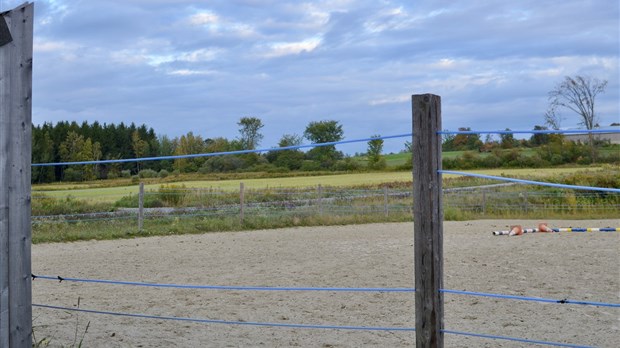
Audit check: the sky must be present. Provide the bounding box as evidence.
[2,0,619,154]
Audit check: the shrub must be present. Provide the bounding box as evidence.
[138,169,158,178]
[62,168,83,182]
[158,169,169,178]
[300,160,321,171]
[158,184,187,206]
[333,158,362,171]
[120,170,131,178]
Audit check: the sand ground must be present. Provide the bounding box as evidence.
[32,219,619,347]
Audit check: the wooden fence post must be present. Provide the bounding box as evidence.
[138,182,144,231]
[0,3,34,347]
[239,182,245,223]
[412,94,444,347]
[317,184,323,216]
[384,185,389,217]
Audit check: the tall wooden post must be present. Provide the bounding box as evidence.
[412,94,444,347]
[0,3,34,347]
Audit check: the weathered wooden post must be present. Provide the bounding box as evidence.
[0,3,34,347]
[317,184,323,216]
[239,182,245,224]
[138,182,144,231]
[412,94,444,347]
[383,185,389,217]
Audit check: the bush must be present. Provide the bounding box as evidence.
[158,184,187,206]
[300,160,321,171]
[158,169,169,178]
[138,169,158,178]
[62,168,83,182]
[333,157,362,171]
[121,170,131,178]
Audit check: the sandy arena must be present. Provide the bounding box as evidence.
[32,219,619,347]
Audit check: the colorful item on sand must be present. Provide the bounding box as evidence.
[492,224,620,236]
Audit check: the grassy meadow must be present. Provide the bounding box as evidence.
[33,166,610,203]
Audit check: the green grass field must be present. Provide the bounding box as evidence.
[379,147,619,167]
[32,166,608,203]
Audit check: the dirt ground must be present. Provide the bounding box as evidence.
[32,219,619,347]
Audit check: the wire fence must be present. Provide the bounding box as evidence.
[29,128,620,347]
[32,184,620,228]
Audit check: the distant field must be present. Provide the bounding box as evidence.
[32,166,605,203]
[381,147,618,167]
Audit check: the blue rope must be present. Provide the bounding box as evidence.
[31,304,596,347]
[32,275,415,292]
[439,170,620,193]
[33,275,620,307]
[442,329,594,348]
[438,129,620,135]
[440,289,620,308]
[32,303,416,332]
[32,133,412,167]
[31,128,620,167]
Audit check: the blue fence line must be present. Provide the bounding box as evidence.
[31,128,620,167]
[33,274,620,307]
[32,304,593,347]
[441,329,594,348]
[32,275,415,293]
[32,133,412,167]
[440,289,620,308]
[439,170,620,193]
[31,303,415,331]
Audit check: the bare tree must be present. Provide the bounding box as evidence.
[548,75,607,130]
[547,75,607,159]
[543,107,563,130]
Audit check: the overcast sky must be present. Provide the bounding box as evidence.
[3,0,619,153]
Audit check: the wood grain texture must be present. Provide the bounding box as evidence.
[412,94,444,347]
[0,3,34,347]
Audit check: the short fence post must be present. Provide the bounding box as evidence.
[384,185,389,217]
[240,182,245,224]
[482,191,487,215]
[138,182,144,231]
[412,93,444,347]
[0,3,34,347]
[317,184,323,216]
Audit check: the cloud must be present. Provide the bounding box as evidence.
[17,0,618,155]
[262,37,322,57]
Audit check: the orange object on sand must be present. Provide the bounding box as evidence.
[538,222,553,232]
[509,225,523,236]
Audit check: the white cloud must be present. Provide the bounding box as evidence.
[263,37,322,57]
[34,39,73,53]
[189,11,220,26]
[188,10,256,38]
[369,95,409,106]
[168,69,219,76]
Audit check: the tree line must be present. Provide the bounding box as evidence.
[31,75,614,183]
[31,118,386,183]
